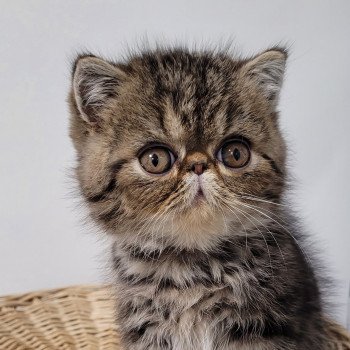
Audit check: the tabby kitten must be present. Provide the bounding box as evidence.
[69,47,329,349]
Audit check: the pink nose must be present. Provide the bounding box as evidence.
[185,152,208,175]
[191,162,206,175]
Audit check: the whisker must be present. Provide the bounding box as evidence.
[218,200,249,254]
[238,202,312,266]
[236,193,286,207]
[221,200,274,275]
[238,201,289,226]
[238,207,287,271]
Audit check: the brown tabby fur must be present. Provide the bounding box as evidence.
[69,46,336,349]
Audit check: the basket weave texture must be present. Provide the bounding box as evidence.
[0,284,349,350]
[0,285,119,350]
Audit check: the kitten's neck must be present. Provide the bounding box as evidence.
[112,216,289,263]
[113,209,283,254]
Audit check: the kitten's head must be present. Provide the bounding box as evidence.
[69,47,287,250]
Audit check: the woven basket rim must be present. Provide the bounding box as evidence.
[0,284,110,308]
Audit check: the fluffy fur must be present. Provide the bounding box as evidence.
[69,46,330,349]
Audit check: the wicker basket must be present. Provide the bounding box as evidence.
[0,285,349,350]
[0,285,119,350]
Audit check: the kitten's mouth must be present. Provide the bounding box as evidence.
[189,177,207,206]
[193,187,205,203]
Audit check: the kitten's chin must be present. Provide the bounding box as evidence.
[161,206,230,250]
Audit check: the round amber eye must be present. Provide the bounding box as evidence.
[139,147,174,174]
[219,140,250,168]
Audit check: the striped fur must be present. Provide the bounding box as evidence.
[69,47,330,349]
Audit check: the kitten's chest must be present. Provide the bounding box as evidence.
[117,285,285,350]
[113,240,292,349]
[117,285,229,349]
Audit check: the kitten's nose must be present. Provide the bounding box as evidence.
[186,152,208,176]
[191,162,207,175]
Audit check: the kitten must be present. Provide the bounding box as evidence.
[69,47,330,349]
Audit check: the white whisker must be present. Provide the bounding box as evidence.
[238,202,312,266]
[221,200,274,275]
[236,193,286,207]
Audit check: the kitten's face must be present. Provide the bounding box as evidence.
[69,49,287,249]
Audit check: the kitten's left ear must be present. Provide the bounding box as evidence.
[72,55,127,125]
[240,48,287,105]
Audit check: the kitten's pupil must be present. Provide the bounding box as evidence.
[150,154,159,167]
[233,148,241,161]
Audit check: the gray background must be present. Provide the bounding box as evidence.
[1,0,349,327]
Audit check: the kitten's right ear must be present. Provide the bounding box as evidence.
[72,55,126,125]
[239,48,287,106]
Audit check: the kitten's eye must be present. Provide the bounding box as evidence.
[139,147,175,174]
[218,140,251,169]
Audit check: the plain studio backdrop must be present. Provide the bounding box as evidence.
[0,0,349,327]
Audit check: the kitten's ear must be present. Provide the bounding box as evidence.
[72,55,126,125]
[240,48,287,104]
